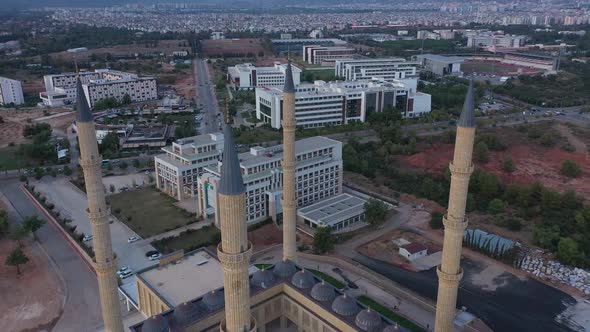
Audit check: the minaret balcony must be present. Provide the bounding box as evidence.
[217,241,253,267]
[448,162,474,176]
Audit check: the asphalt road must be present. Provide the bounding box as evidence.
[0,179,103,332]
[354,255,577,332]
[193,57,223,134]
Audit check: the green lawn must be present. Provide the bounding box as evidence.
[0,146,36,170]
[106,188,194,238]
[462,62,513,74]
[255,263,273,270]
[358,296,426,332]
[302,69,337,82]
[151,225,220,254]
[307,268,346,289]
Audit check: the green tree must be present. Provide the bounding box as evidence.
[132,159,140,168]
[502,157,516,172]
[429,211,444,229]
[560,160,582,178]
[63,166,72,176]
[0,211,9,238]
[22,216,45,240]
[474,141,489,163]
[109,184,116,193]
[364,199,388,226]
[121,94,132,105]
[556,237,582,266]
[5,247,29,276]
[487,199,506,214]
[119,161,128,170]
[313,226,334,254]
[99,132,120,156]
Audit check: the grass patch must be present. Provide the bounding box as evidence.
[0,146,37,170]
[307,268,346,289]
[151,225,220,254]
[302,69,338,82]
[106,188,194,238]
[358,296,426,332]
[255,263,273,270]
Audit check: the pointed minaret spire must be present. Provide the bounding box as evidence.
[219,124,245,195]
[457,79,476,128]
[283,60,295,93]
[75,77,93,122]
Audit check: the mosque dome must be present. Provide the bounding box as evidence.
[173,301,199,326]
[141,314,170,332]
[251,268,276,288]
[331,293,359,316]
[291,269,315,289]
[382,323,402,332]
[311,280,336,302]
[355,308,383,331]
[202,290,224,311]
[273,259,297,278]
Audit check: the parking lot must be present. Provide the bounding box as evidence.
[34,178,156,286]
[102,172,152,195]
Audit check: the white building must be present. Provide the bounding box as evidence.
[398,243,428,261]
[417,30,441,40]
[414,54,464,76]
[210,32,225,40]
[41,69,157,108]
[303,45,356,66]
[466,32,526,48]
[196,136,343,225]
[0,77,24,106]
[227,62,302,90]
[334,58,419,82]
[309,28,324,39]
[255,79,431,129]
[298,193,367,233]
[154,133,225,201]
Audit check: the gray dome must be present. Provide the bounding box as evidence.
[273,259,297,278]
[355,308,383,331]
[291,269,315,289]
[331,294,359,316]
[173,301,199,326]
[251,269,276,288]
[382,324,401,332]
[141,315,169,332]
[311,280,336,302]
[201,290,224,311]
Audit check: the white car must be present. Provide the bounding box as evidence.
[120,271,134,279]
[83,235,93,242]
[116,266,131,276]
[148,253,162,261]
[127,236,140,243]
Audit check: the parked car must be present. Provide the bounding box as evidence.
[128,236,140,243]
[145,170,150,175]
[145,250,159,257]
[148,253,162,261]
[83,235,93,242]
[117,266,131,276]
[120,271,134,279]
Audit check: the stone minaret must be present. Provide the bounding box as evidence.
[217,124,256,332]
[281,61,297,261]
[435,80,476,332]
[75,78,124,332]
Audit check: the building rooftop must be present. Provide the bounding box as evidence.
[416,54,465,63]
[298,193,366,227]
[399,242,428,254]
[136,250,224,307]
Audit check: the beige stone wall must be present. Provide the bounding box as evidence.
[136,277,170,318]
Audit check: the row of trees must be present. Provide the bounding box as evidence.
[2,211,46,276]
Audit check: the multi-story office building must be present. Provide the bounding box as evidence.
[196,136,343,225]
[334,58,419,83]
[303,45,356,66]
[0,77,24,106]
[227,62,301,90]
[40,69,157,108]
[154,133,224,201]
[255,79,431,129]
[466,32,526,48]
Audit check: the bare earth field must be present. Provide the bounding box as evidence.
[400,123,590,200]
[201,38,265,57]
[0,108,74,147]
[0,240,64,332]
[47,40,190,61]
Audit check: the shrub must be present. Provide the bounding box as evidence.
[114,208,121,214]
[502,158,516,173]
[19,175,27,182]
[487,199,505,214]
[560,160,581,178]
[429,211,444,229]
[474,141,489,163]
[540,133,556,147]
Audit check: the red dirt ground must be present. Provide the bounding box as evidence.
[0,240,64,332]
[248,223,282,252]
[201,38,266,57]
[400,141,590,199]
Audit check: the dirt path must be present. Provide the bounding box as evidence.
[556,123,588,154]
